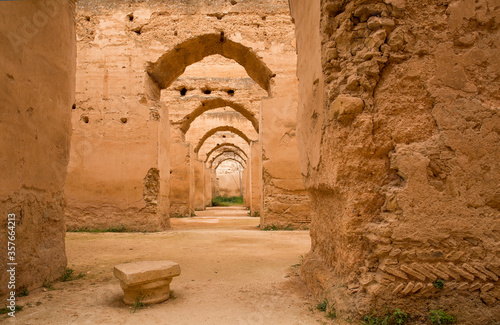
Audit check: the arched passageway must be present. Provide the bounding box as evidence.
[177,98,259,134]
[195,126,251,153]
[205,143,249,163]
[147,33,274,94]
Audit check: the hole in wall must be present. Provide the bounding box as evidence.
[127,13,134,22]
[227,89,235,96]
[132,26,142,35]
[180,87,187,96]
[262,16,266,21]
[85,16,90,22]
[81,115,89,124]
[120,117,128,124]
[202,88,212,95]
[72,104,76,110]
[230,0,237,4]
[174,31,178,36]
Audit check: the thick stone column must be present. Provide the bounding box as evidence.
[249,141,262,217]
[169,127,192,217]
[204,167,212,207]
[0,0,75,296]
[193,159,205,211]
[260,97,310,229]
[292,0,500,322]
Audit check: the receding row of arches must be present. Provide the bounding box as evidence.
[145,33,271,217]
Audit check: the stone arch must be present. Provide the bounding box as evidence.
[178,98,259,134]
[209,149,247,168]
[212,151,247,170]
[195,126,251,153]
[147,33,274,94]
[205,143,249,163]
[214,158,245,171]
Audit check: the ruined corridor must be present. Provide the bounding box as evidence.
[1,0,499,324]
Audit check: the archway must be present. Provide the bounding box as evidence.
[195,126,251,153]
[177,98,259,134]
[147,33,274,95]
[210,150,247,169]
[205,143,249,163]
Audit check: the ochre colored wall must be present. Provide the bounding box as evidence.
[0,0,76,296]
[292,0,500,322]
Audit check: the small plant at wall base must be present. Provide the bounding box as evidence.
[18,287,29,297]
[362,308,408,325]
[0,305,23,315]
[429,310,456,325]
[60,268,85,282]
[433,279,445,289]
[211,196,244,206]
[132,296,145,313]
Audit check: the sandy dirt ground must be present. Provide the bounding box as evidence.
[5,207,339,325]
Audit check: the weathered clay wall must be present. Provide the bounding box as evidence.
[0,0,76,296]
[292,0,500,323]
[260,97,311,228]
[193,160,205,210]
[250,141,263,217]
[68,0,297,226]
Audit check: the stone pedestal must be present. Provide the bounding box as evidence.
[113,261,181,305]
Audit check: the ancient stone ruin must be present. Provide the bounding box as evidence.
[1,0,499,323]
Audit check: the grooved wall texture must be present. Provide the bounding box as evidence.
[291,0,500,323]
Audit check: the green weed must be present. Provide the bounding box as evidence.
[429,309,456,325]
[211,196,244,206]
[60,268,85,282]
[433,279,445,290]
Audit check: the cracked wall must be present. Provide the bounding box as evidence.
[291,0,500,323]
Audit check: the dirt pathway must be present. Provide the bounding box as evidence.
[5,207,335,324]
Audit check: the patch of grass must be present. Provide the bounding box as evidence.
[211,196,244,206]
[60,268,85,282]
[35,301,42,306]
[0,305,23,315]
[251,211,260,218]
[429,309,456,325]
[132,296,145,313]
[67,226,129,232]
[433,279,445,290]
[262,224,296,231]
[42,281,55,291]
[316,299,337,320]
[316,300,327,312]
[169,290,177,300]
[18,287,29,297]
[362,308,408,325]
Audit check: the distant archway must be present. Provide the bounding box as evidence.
[178,98,259,133]
[148,33,274,95]
[212,152,247,170]
[214,158,245,171]
[205,143,249,163]
[209,150,247,169]
[195,126,251,153]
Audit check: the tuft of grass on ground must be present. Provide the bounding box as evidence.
[60,268,85,282]
[211,196,244,206]
[0,305,23,315]
[67,226,129,233]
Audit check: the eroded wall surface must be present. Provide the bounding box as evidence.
[69,0,297,226]
[260,97,311,228]
[0,0,75,296]
[292,0,500,322]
